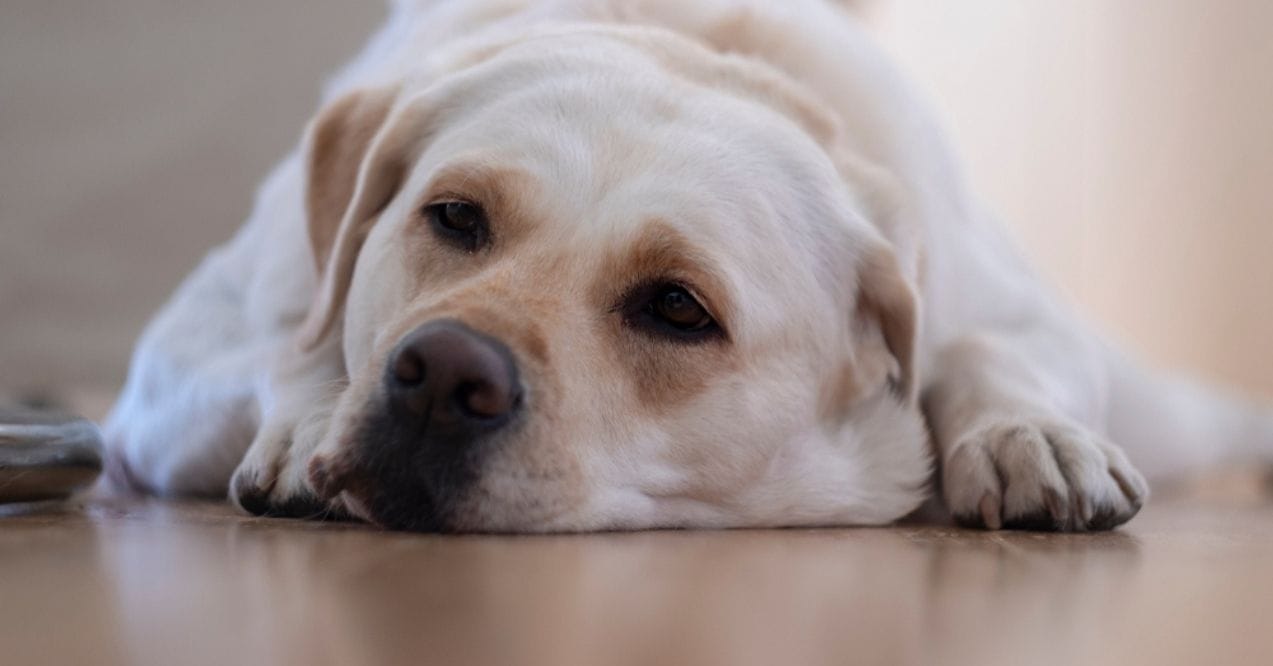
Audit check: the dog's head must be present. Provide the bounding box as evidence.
[298,26,930,531]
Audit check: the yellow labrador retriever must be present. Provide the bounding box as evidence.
[104,0,1272,532]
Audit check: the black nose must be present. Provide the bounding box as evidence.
[385,320,522,429]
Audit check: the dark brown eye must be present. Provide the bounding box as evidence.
[652,287,713,330]
[619,282,723,342]
[424,200,488,251]
[438,201,480,231]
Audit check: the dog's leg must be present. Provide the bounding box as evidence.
[228,332,348,518]
[104,155,315,498]
[102,251,271,496]
[923,324,1150,531]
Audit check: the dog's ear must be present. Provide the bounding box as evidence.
[297,85,423,349]
[304,87,399,276]
[852,241,918,403]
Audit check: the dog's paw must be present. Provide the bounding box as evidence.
[230,422,351,521]
[943,418,1149,532]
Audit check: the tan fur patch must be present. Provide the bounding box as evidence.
[593,221,738,411]
[592,221,731,327]
[418,162,544,247]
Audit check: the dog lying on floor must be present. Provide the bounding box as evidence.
[102,0,1273,532]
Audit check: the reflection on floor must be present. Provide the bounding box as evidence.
[3,482,1271,666]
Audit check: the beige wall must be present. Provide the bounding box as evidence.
[2,2,1270,401]
[868,0,1273,399]
[0,1,383,398]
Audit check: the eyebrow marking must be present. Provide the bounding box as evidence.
[599,219,732,329]
[419,160,542,247]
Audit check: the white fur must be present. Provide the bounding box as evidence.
[104,0,1272,531]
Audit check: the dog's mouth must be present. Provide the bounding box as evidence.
[309,440,464,533]
[308,398,514,532]
[311,464,450,532]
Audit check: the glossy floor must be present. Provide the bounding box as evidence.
[3,486,1272,666]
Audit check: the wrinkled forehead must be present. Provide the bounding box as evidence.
[418,35,842,204]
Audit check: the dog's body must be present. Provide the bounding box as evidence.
[104,0,1273,532]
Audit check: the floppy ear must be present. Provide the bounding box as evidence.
[821,137,919,403]
[854,242,919,402]
[296,85,419,349]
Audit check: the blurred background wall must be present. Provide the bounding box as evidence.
[867,0,1273,400]
[0,0,382,409]
[1,0,1270,408]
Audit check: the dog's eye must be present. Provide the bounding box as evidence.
[651,287,713,331]
[424,200,488,251]
[622,283,721,342]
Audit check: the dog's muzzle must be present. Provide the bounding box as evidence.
[312,318,524,531]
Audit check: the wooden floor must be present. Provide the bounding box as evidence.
[3,488,1272,666]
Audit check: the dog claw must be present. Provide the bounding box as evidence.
[1043,487,1067,528]
[979,492,1002,530]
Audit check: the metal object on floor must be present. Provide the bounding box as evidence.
[0,407,102,503]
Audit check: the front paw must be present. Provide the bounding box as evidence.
[230,423,351,521]
[943,418,1149,532]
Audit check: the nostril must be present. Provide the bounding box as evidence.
[392,348,425,386]
[457,380,519,419]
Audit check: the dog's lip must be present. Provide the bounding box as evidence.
[337,490,376,523]
[308,452,376,508]
[309,452,405,528]
[308,454,345,501]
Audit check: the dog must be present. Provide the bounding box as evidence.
[103,0,1273,532]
